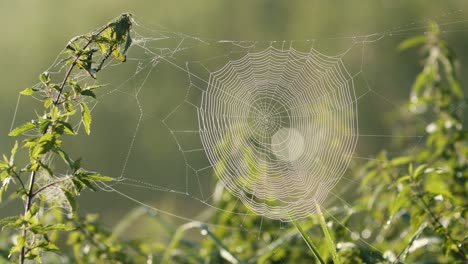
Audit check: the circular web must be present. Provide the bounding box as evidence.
[199,47,358,220]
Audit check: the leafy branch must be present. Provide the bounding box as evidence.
[0,13,132,263]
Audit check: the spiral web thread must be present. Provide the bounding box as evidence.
[184,46,357,220]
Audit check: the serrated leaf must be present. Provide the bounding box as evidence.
[80,102,92,135]
[10,141,19,164]
[9,122,36,136]
[56,121,75,135]
[9,236,24,257]
[0,216,20,228]
[31,133,57,159]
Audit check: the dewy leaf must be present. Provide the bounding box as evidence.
[9,122,36,136]
[80,102,92,135]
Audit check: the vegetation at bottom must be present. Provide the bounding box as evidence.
[0,15,466,263]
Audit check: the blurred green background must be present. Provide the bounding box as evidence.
[1,0,467,238]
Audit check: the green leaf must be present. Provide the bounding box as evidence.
[0,161,8,170]
[25,203,39,220]
[31,133,58,159]
[425,173,453,198]
[62,188,77,213]
[413,164,428,179]
[44,98,53,109]
[398,35,427,50]
[56,121,75,135]
[389,156,412,166]
[80,102,92,135]
[10,141,19,164]
[80,89,96,98]
[9,122,36,136]
[20,87,36,96]
[86,173,113,182]
[390,185,410,216]
[39,72,51,84]
[9,235,25,257]
[72,158,82,172]
[42,223,74,232]
[0,216,21,227]
[112,48,126,62]
[55,148,74,169]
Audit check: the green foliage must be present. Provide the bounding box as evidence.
[0,13,132,263]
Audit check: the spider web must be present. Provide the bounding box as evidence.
[8,9,468,257]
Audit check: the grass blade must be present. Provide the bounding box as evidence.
[315,199,341,264]
[291,216,325,264]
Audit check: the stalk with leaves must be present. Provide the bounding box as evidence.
[0,14,132,263]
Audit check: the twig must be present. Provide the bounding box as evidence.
[32,176,72,197]
[53,25,110,105]
[19,170,37,264]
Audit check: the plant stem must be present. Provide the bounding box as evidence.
[19,170,37,264]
